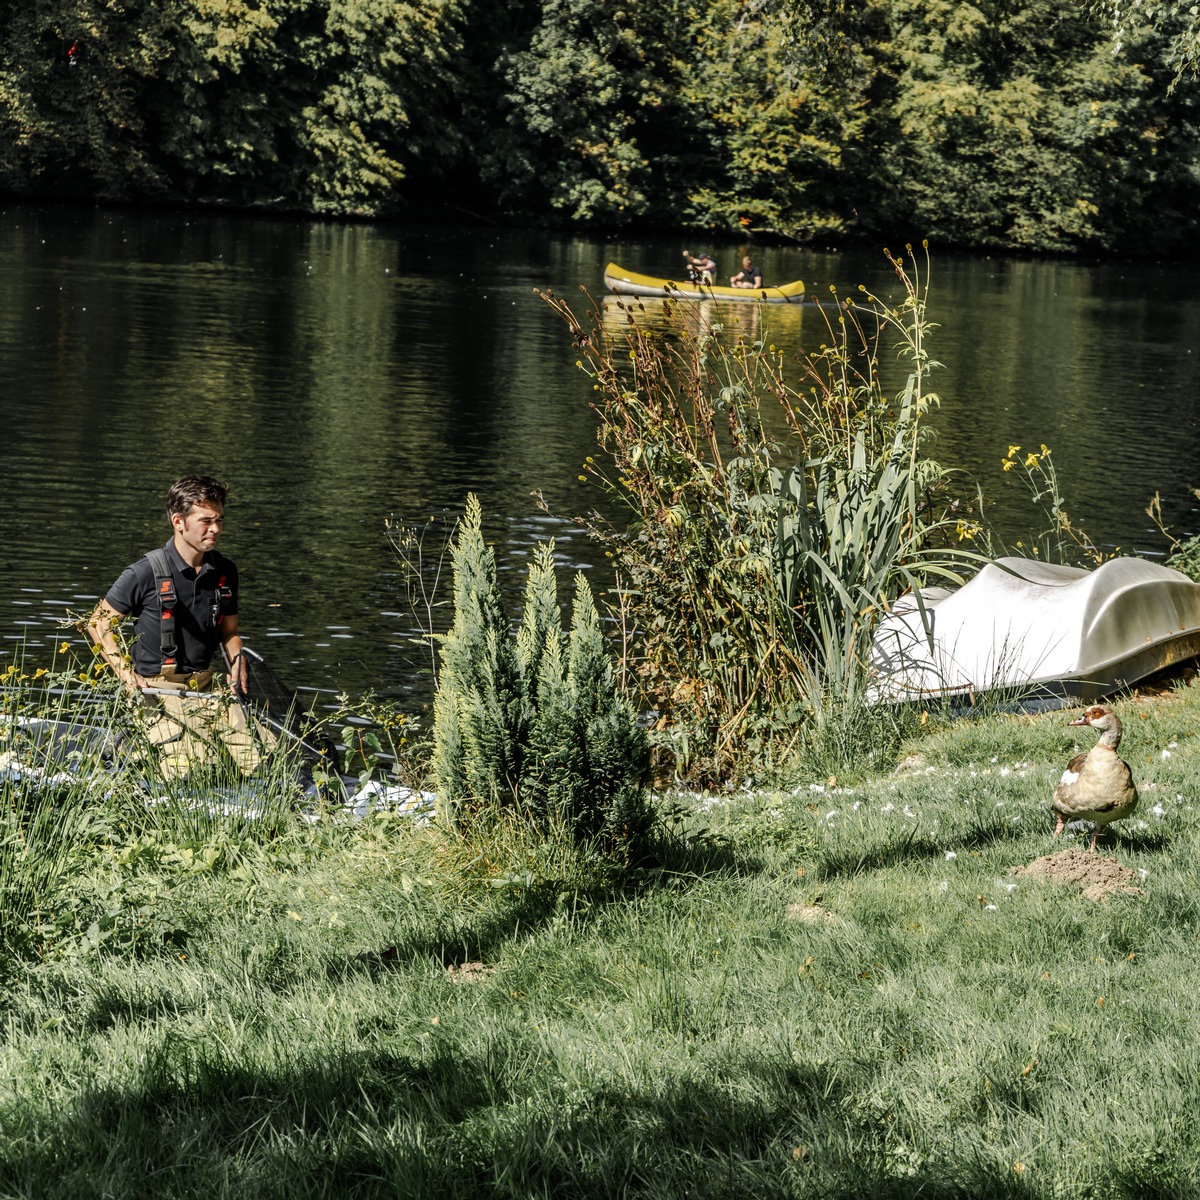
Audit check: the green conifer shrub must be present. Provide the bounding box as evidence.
[433,496,651,861]
[432,494,528,820]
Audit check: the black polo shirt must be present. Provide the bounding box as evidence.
[105,539,239,676]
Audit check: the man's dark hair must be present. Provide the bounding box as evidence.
[166,475,228,519]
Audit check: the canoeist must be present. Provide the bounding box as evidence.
[730,255,763,289]
[681,249,717,284]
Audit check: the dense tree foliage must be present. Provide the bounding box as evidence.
[1086,0,1200,89]
[1,0,1197,253]
[0,0,466,212]
[864,0,1200,252]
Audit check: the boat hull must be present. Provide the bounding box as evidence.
[871,555,1200,705]
[603,262,804,304]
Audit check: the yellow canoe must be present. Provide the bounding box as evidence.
[603,261,804,304]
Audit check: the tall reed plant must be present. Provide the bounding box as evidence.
[542,247,978,782]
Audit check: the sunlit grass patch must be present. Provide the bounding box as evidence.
[1,685,1200,1195]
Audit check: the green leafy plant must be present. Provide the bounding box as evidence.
[332,692,425,792]
[542,247,976,783]
[1147,487,1200,581]
[997,442,1108,566]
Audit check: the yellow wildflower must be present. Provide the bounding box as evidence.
[1002,459,1015,472]
[1024,452,1039,468]
[1007,444,1021,457]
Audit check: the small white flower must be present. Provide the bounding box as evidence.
[903,805,915,818]
[1168,741,1178,750]
[937,881,949,892]
[1004,883,1018,892]
[881,803,895,813]
[984,903,998,912]
[944,851,957,861]
[1152,803,1165,817]
[1000,767,1012,777]
[1138,868,1148,880]
[809,783,826,794]
[1161,749,1172,760]
[852,801,861,811]
[825,809,839,820]
[990,756,999,764]
[1135,819,1149,830]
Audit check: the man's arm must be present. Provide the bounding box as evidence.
[220,615,246,693]
[86,599,147,695]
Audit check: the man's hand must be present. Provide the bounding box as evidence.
[226,651,249,698]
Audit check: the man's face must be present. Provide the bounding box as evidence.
[172,502,224,554]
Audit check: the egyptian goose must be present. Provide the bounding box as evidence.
[1052,704,1138,850]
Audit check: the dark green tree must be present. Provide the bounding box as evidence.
[0,0,177,199]
[0,0,468,214]
[482,0,696,224]
[853,0,1200,252]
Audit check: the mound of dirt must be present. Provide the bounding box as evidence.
[445,961,494,984]
[786,903,839,925]
[1007,848,1144,902]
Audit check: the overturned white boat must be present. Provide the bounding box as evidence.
[871,556,1200,703]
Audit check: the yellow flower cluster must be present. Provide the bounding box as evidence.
[1001,443,1052,473]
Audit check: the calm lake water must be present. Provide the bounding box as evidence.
[2,203,1199,706]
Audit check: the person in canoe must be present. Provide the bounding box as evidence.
[681,249,717,284]
[730,255,763,289]
[86,474,263,776]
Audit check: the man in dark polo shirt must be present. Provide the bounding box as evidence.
[87,475,257,775]
[88,475,242,691]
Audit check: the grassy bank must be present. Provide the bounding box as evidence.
[2,682,1199,1198]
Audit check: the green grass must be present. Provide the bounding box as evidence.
[2,686,1200,1197]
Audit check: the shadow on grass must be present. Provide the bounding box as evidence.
[346,831,755,979]
[347,886,586,974]
[960,814,1021,851]
[817,827,944,880]
[1111,828,1172,854]
[0,1039,1058,1200]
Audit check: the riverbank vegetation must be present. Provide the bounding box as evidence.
[2,645,1199,1195]
[544,247,988,784]
[2,1,1199,255]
